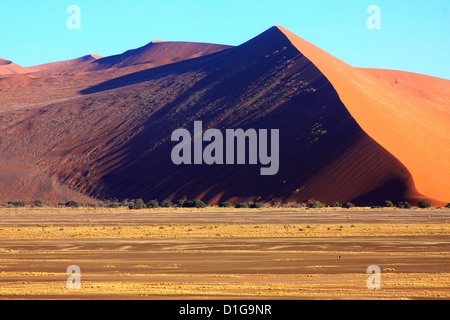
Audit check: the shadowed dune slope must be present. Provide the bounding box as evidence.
[0,26,447,205]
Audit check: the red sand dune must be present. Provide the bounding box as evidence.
[0,58,29,75]
[85,41,232,71]
[24,54,103,74]
[276,26,450,204]
[0,26,448,206]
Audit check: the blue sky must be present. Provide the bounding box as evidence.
[0,0,448,79]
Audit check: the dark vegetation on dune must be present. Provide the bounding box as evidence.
[2,198,447,210]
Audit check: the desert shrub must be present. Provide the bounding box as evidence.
[65,201,80,208]
[96,201,106,208]
[342,202,355,209]
[183,200,207,208]
[306,201,326,208]
[418,201,431,209]
[371,206,382,209]
[117,201,128,207]
[397,201,412,209]
[251,202,263,208]
[244,202,263,208]
[58,202,66,206]
[235,203,249,209]
[271,202,281,208]
[82,202,92,207]
[34,200,44,207]
[146,200,159,208]
[103,200,120,208]
[8,201,27,207]
[284,202,297,208]
[445,203,450,208]
[175,200,185,207]
[219,202,232,208]
[330,201,341,208]
[194,200,207,208]
[183,201,195,208]
[286,203,299,208]
[384,200,394,208]
[109,202,120,208]
[159,199,173,208]
[129,199,146,210]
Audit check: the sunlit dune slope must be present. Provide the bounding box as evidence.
[24,54,103,74]
[0,58,29,75]
[85,41,232,71]
[276,26,450,204]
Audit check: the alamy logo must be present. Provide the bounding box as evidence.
[366,265,381,290]
[171,121,280,176]
[66,265,81,289]
[367,5,381,30]
[67,5,81,30]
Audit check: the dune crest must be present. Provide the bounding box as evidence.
[0,59,29,75]
[86,41,232,71]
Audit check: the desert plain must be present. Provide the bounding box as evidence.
[0,206,448,300]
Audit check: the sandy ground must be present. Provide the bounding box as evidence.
[0,207,448,300]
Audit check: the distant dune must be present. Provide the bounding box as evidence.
[86,41,232,71]
[0,58,29,75]
[24,54,103,74]
[0,26,448,206]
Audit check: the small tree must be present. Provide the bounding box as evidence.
[159,199,173,208]
[330,201,341,208]
[129,199,146,210]
[8,201,27,207]
[193,200,206,208]
[397,201,412,209]
[219,202,232,208]
[342,202,355,209]
[109,202,120,208]
[104,200,120,208]
[306,201,326,208]
[444,203,450,208]
[418,201,431,209]
[65,201,80,208]
[146,200,159,208]
[34,200,44,207]
[183,200,206,208]
[175,199,185,207]
[235,203,249,209]
[251,202,263,208]
[384,200,394,208]
[183,201,194,208]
